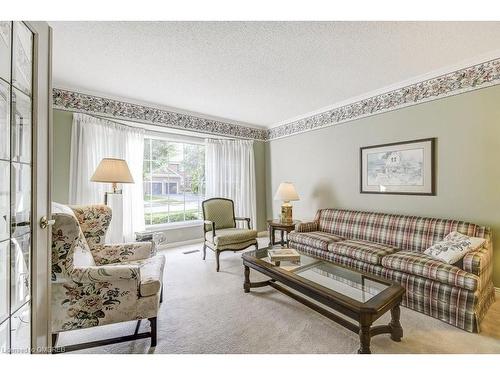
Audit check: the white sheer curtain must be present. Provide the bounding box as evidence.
[69,113,145,241]
[205,139,257,229]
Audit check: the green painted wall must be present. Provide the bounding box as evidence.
[52,109,268,232]
[266,85,500,287]
[52,110,73,204]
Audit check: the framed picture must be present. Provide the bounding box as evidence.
[360,138,435,195]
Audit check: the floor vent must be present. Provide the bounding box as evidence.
[183,250,200,255]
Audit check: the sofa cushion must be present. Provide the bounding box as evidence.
[423,231,486,264]
[381,251,478,291]
[328,239,397,265]
[205,228,257,246]
[288,231,344,251]
[316,208,487,252]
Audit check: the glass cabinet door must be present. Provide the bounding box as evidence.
[0,21,33,355]
[0,22,11,83]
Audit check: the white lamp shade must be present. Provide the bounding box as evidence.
[90,158,134,184]
[274,182,299,202]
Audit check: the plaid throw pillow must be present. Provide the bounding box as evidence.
[424,231,485,264]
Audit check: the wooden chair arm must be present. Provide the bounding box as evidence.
[235,217,251,229]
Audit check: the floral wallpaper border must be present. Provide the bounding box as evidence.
[268,58,500,140]
[52,88,268,141]
[53,57,500,142]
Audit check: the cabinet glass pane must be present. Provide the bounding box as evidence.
[12,22,32,96]
[0,161,8,242]
[0,241,7,322]
[11,163,30,238]
[11,88,31,164]
[0,319,8,354]
[0,22,10,83]
[0,80,9,160]
[10,302,30,354]
[10,234,30,312]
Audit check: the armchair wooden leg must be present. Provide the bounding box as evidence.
[255,241,258,251]
[148,317,157,347]
[52,333,59,348]
[134,320,142,335]
[216,250,220,272]
[202,244,207,260]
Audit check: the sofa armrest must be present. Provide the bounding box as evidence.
[91,242,155,265]
[463,245,492,276]
[295,221,318,233]
[71,264,141,284]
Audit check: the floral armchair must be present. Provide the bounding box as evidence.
[51,203,165,350]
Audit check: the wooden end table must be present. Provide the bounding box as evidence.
[267,219,299,247]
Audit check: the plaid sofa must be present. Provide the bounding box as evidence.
[288,208,495,332]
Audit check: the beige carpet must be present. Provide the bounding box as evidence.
[58,238,500,354]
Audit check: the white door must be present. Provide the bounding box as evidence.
[29,21,52,353]
[0,21,51,354]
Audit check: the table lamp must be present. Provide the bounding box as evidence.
[274,182,300,223]
[91,158,134,204]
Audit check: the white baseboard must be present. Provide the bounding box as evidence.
[159,238,203,250]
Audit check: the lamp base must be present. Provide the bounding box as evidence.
[280,202,293,224]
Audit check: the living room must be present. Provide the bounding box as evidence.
[2,0,500,373]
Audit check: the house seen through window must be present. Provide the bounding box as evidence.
[143,136,205,226]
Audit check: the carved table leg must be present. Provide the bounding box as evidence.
[358,324,372,354]
[244,265,251,293]
[268,224,273,247]
[389,303,403,342]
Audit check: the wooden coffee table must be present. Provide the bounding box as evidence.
[242,247,405,354]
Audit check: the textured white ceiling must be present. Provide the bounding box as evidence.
[51,21,500,127]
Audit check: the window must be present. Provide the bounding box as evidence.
[143,136,205,226]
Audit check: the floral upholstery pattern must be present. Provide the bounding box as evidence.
[91,242,156,265]
[71,205,112,250]
[51,204,165,334]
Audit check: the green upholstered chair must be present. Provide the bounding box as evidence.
[202,198,258,271]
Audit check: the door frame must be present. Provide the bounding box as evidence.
[25,21,52,354]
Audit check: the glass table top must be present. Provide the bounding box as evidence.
[247,247,389,303]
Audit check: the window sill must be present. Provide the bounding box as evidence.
[145,220,203,232]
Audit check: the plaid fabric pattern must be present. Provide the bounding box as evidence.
[328,239,396,265]
[288,231,343,251]
[463,234,492,276]
[381,251,478,291]
[295,221,319,233]
[317,209,486,252]
[290,241,491,332]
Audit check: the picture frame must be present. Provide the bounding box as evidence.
[360,138,436,195]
